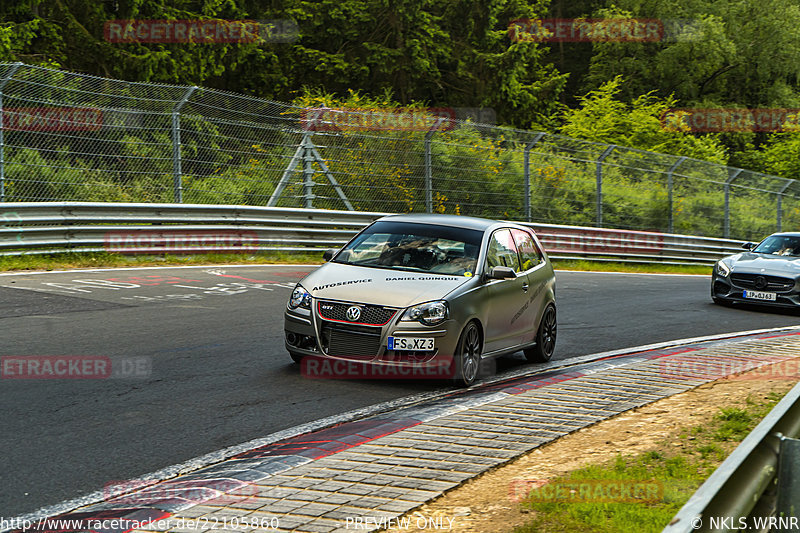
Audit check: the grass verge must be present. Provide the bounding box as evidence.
[0,252,711,275]
[513,392,786,533]
[552,259,710,275]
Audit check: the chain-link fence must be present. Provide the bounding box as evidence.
[1,62,798,241]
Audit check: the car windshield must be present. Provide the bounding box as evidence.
[752,235,800,257]
[333,221,483,275]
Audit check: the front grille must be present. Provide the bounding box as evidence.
[730,273,796,292]
[321,323,382,359]
[318,300,398,325]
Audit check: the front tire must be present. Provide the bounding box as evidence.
[452,321,482,387]
[289,352,304,364]
[524,304,557,363]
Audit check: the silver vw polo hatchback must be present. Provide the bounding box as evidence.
[284,214,557,386]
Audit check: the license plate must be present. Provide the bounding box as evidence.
[388,336,435,351]
[743,290,777,301]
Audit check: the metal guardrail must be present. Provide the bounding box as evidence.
[665,380,800,532]
[0,202,746,265]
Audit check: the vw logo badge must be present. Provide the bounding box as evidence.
[346,306,362,321]
[754,276,768,290]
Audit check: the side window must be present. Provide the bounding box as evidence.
[486,229,521,272]
[511,229,543,271]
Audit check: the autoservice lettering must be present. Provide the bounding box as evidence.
[312,279,372,291]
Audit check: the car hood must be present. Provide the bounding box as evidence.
[728,252,800,276]
[300,262,475,307]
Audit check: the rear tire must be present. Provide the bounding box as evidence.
[452,321,482,387]
[524,304,557,363]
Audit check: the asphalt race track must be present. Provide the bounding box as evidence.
[1,265,798,517]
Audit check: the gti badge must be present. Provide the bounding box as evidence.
[346,306,362,321]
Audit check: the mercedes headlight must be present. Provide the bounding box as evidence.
[715,260,731,277]
[288,285,311,309]
[401,300,449,326]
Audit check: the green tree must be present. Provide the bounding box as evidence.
[0,0,568,128]
[559,76,727,162]
[580,1,800,108]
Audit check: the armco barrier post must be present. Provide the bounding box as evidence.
[171,86,198,204]
[596,145,616,227]
[0,62,22,202]
[667,156,687,234]
[523,133,546,222]
[777,436,800,520]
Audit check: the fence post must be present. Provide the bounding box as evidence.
[0,62,23,202]
[666,156,687,233]
[171,86,198,203]
[303,134,315,209]
[777,179,795,232]
[424,117,446,213]
[524,133,546,222]
[724,169,743,238]
[596,145,616,227]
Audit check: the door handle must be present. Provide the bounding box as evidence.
[522,283,529,292]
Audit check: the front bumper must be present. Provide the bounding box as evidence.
[711,271,800,307]
[284,300,463,366]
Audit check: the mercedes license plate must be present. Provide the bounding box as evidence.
[743,290,777,301]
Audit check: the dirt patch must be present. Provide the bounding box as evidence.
[387,373,797,533]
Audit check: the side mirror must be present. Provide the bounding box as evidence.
[742,242,755,251]
[486,266,517,280]
[322,248,338,261]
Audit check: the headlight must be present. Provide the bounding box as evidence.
[401,300,449,326]
[716,261,731,277]
[288,285,311,309]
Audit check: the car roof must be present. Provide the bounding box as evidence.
[767,232,800,238]
[376,213,521,232]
